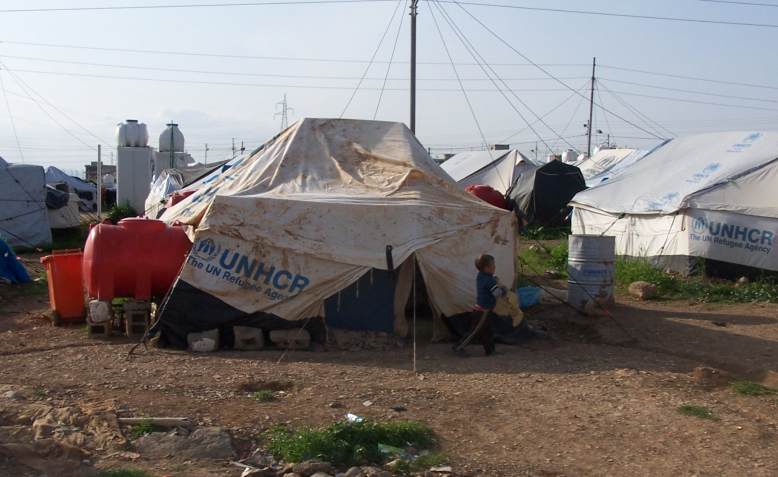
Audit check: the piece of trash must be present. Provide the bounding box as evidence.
[362,400,373,407]
[345,413,364,423]
[430,466,453,473]
[391,405,407,412]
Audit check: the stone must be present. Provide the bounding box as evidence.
[270,329,311,349]
[292,460,335,476]
[429,466,453,474]
[283,474,304,477]
[543,269,564,279]
[360,467,391,477]
[627,281,657,300]
[234,326,265,350]
[391,405,407,412]
[328,402,344,409]
[310,473,333,477]
[736,276,751,287]
[2,390,24,401]
[344,467,364,477]
[134,427,234,459]
[692,366,732,387]
[187,329,220,353]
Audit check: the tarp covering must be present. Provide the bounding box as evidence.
[0,237,31,284]
[441,149,536,193]
[45,166,97,212]
[572,131,778,271]
[0,159,51,249]
[509,160,586,226]
[158,118,517,342]
[48,192,81,229]
[576,147,656,187]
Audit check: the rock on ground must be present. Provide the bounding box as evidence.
[628,281,657,300]
[134,426,234,460]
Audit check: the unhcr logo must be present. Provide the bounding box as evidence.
[728,132,763,153]
[187,238,311,300]
[689,215,774,255]
[193,238,221,261]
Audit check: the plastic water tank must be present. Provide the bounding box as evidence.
[159,123,185,152]
[465,184,508,210]
[116,119,149,147]
[102,173,115,189]
[561,149,578,163]
[83,218,192,301]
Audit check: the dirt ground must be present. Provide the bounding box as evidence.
[2,254,778,476]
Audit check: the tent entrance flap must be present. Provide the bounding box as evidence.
[324,269,396,333]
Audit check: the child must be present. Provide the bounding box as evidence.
[454,254,506,356]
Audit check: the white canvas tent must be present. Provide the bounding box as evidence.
[0,157,52,248]
[440,149,536,193]
[571,131,778,272]
[45,166,98,212]
[156,118,517,347]
[575,147,655,187]
[47,192,81,229]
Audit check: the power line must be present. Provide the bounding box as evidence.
[0,70,25,163]
[452,1,667,140]
[341,0,404,117]
[601,77,778,104]
[437,0,778,28]
[432,0,569,152]
[698,0,778,7]
[374,0,407,119]
[428,0,496,180]
[0,39,588,67]
[599,64,778,92]
[0,0,393,14]
[601,83,778,112]
[499,82,588,143]
[598,81,677,139]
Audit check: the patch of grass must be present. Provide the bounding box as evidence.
[677,404,717,420]
[266,419,436,467]
[518,242,568,278]
[129,418,159,440]
[251,390,276,402]
[32,387,47,399]
[50,224,90,251]
[615,258,778,303]
[521,225,571,240]
[731,381,777,396]
[392,452,447,474]
[97,470,153,477]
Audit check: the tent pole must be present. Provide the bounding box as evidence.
[586,57,596,158]
[410,0,419,135]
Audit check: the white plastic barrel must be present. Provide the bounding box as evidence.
[567,234,615,311]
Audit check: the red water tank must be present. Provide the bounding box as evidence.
[83,218,192,301]
[465,184,508,210]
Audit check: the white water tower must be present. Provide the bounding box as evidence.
[116,119,153,214]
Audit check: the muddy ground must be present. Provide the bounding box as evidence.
[1,254,778,476]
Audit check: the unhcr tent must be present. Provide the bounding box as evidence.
[509,160,586,226]
[575,148,655,187]
[46,187,81,229]
[441,149,536,194]
[156,118,517,348]
[571,131,778,272]
[0,157,51,248]
[45,166,98,212]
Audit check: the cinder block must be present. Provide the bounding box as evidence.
[233,326,264,350]
[269,328,310,349]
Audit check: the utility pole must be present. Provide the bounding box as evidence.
[275,93,293,131]
[231,138,236,158]
[96,144,102,219]
[410,0,419,134]
[240,141,245,155]
[586,57,596,159]
[204,143,209,165]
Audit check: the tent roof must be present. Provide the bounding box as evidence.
[441,150,532,181]
[571,131,778,216]
[45,166,96,194]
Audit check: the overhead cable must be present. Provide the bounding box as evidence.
[374,0,408,119]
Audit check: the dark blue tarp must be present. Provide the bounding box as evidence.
[0,238,31,284]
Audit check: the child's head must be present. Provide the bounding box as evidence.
[475,254,496,274]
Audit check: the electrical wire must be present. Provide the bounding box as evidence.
[1,62,110,145]
[428,0,496,179]
[432,0,574,153]
[452,1,668,140]
[0,0,394,13]
[597,81,677,138]
[374,0,408,119]
[601,77,778,104]
[499,82,588,143]
[341,0,404,117]
[0,69,25,163]
[437,0,778,28]
[595,83,614,145]
[602,84,778,113]
[599,64,778,92]
[699,0,778,6]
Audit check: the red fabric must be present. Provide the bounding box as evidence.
[465,185,508,210]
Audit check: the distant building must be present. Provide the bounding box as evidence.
[85,162,116,183]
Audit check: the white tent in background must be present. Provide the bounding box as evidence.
[571,131,778,272]
[45,166,98,212]
[440,149,536,193]
[155,118,517,347]
[0,157,51,248]
[575,147,656,187]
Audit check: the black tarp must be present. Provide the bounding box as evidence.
[45,185,70,210]
[509,161,586,227]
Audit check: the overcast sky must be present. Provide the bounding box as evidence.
[0,0,777,175]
